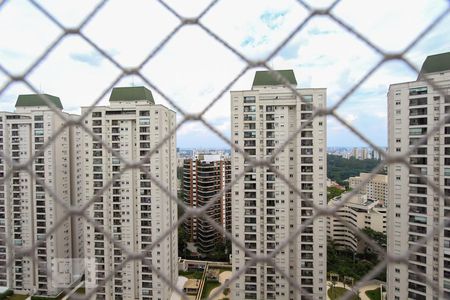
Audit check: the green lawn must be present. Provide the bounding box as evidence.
[179,270,204,279]
[201,280,221,299]
[8,295,29,300]
[75,287,85,295]
[365,288,381,300]
[327,286,360,300]
[30,292,65,300]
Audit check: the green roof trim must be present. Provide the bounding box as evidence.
[109,86,154,104]
[419,52,450,76]
[252,70,297,87]
[15,94,63,109]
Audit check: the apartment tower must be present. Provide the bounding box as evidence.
[231,70,327,299]
[0,94,82,296]
[182,154,231,253]
[82,87,177,300]
[387,52,450,299]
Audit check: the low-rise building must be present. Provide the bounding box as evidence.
[183,279,200,295]
[349,172,388,207]
[328,193,386,252]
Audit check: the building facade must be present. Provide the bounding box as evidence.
[231,70,327,299]
[327,193,386,252]
[182,154,231,253]
[0,94,82,296]
[349,173,388,206]
[352,147,358,159]
[82,87,177,300]
[361,148,368,160]
[387,52,450,299]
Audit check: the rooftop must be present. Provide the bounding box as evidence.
[15,94,63,109]
[252,69,297,87]
[195,154,225,162]
[418,51,450,78]
[183,279,200,290]
[109,86,155,104]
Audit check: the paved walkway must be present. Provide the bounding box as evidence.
[359,284,382,300]
[170,276,190,300]
[326,281,382,300]
[326,281,351,300]
[209,271,232,300]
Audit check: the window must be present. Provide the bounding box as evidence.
[244,105,256,112]
[409,128,426,136]
[409,87,427,95]
[139,118,150,125]
[244,114,256,121]
[301,95,313,102]
[409,98,427,106]
[34,129,44,136]
[243,96,256,103]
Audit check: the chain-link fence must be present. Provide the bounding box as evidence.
[0,0,450,299]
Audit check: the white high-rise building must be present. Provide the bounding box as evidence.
[352,147,358,159]
[387,52,450,300]
[0,94,82,297]
[231,70,327,300]
[361,147,368,160]
[82,86,177,300]
[372,148,381,160]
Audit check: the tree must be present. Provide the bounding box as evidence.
[362,228,387,249]
[178,226,190,258]
[206,238,232,262]
[327,186,345,201]
[327,154,383,186]
[327,241,386,282]
[328,280,337,300]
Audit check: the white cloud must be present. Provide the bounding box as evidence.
[374,111,387,119]
[333,0,449,52]
[344,113,357,125]
[0,0,61,73]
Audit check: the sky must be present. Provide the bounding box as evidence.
[0,0,449,148]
